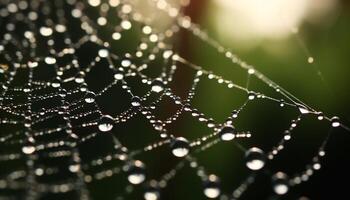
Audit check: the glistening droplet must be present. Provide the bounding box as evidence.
[151,79,164,93]
[127,160,146,185]
[331,116,340,127]
[272,172,289,195]
[98,115,114,132]
[203,174,221,199]
[131,96,141,107]
[84,91,96,103]
[171,137,190,157]
[219,125,235,141]
[245,147,266,171]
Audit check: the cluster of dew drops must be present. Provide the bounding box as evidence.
[0,0,346,200]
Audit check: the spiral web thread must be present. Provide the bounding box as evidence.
[0,0,348,200]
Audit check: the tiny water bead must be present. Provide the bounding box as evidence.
[219,125,236,141]
[114,68,124,80]
[121,59,131,67]
[121,20,132,30]
[131,96,141,107]
[144,185,160,200]
[317,112,324,120]
[231,110,238,118]
[279,99,285,107]
[127,160,146,185]
[248,92,256,100]
[331,116,340,127]
[58,90,67,98]
[45,56,56,64]
[171,137,190,157]
[23,86,31,93]
[112,32,121,40]
[80,83,88,92]
[153,120,163,131]
[203,174,221,199]
[151,79,165,93]
[74,72,86,84]
[307,57,314,64]
[51,78,61,88]
[69,164,81,173]
[97,17,107,26]
[98,115,114,132]
[84,91,96,103]
[88,0,101,7]
[39,26,53,36]
[245,147,266,171]
[272,172,289,195]
[22,144,36,154]
[98,49,109,58]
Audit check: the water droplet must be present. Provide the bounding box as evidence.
[171,137,189,157]
[313,162,321,170]
[40,26,53,36]
[109,0,120,7]
[248,68,255,74]
[35,168,44,176]
[151,79,164,93]
[88,0,101,7]
[58,90,66,98]
[121,20,132,30]
[45,56,56,64]
[144,186,160,200]
[75,73,85,83]
[51,78,61,88]
[207,119,215,128]
[112,32,121,40]
[272,172,289,195]
[22,144,36,154]
[279,99,285,107]
[203,174,221,199]
[231,110,238,118]
[98,49,109,58]
[245,147,266,171]
[331,116,340,127]
[80,83,88,92]
[127,160,146,184]
[27,61,37,69]
[149,34,158,43]
[98,115,114,132]
[317,112,324,120]
[23,87,31,93]
[153,121,163,131]
[69,164,81,172]
[97,17,107,26]
[131,96,141,107]
[307,57,314,64]
[319,150,326,157]
[114,69,124,80]
[142,26,152,34]
[121,59,131,67]
[55,24,66,33]
[163,50,173,59]
[84,91,96,103]
[219,125,235,141]
[248,92,256,100]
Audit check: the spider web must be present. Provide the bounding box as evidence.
[0,0,348,200]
